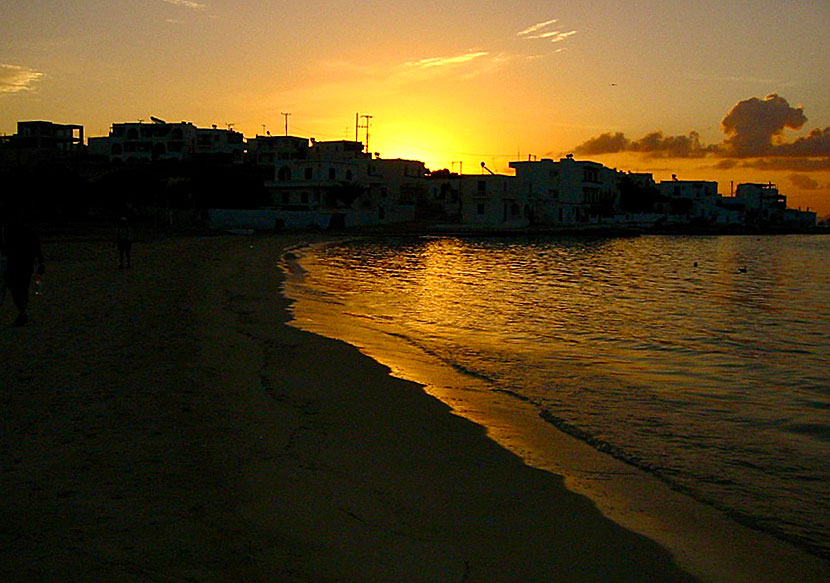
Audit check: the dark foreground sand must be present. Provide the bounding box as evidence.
[0,231,814,581]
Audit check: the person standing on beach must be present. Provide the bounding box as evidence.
[116,216,133,269]
[1,212,45,326]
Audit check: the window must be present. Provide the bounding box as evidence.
[346,170,353,181]
[305,168,313,179]
[329,168,336,180]
[301,192,309,204]
[477,203,485,215]
[281,193,290,204]
[478,180,486,193]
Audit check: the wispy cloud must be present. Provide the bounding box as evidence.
[518,19,577,44]
[0,64,44,95]
[518,19,558,37]
[549,30,577,43]
[161,0,205,9]
[407,51,490,69]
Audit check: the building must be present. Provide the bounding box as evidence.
[657,176,723,221]
[8,121,84,153]
[88,118,243,163]
[509,155,620,225]
[195,125,245,162]
[1,121,85,169]
[457,173,528,227]
[247,135,310,166]
[263,140,426,227]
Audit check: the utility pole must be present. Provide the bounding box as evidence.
[281,112,291,136]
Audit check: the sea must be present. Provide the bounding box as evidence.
[281,233,830,561]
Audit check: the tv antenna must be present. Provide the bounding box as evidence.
[355,113,373,152]
[281,112,291,136]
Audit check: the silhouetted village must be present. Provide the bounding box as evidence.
[0,118,820,232]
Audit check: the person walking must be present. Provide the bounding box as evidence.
[116,216,133,269]
[1,212,45,326]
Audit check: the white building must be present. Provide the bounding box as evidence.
[658,176,722,220]
[88,118,243,163]
[509,155,620,225]
[457,174,528,227]
[263,140,425,227]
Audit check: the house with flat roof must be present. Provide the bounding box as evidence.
[509,155,620,225]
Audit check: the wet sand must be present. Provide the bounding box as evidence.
[0,230,813,581]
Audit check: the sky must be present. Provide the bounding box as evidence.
[2,0,829,215]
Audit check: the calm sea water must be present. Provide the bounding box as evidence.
[284,234,830,559]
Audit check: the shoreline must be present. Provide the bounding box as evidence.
[285,235,830,583]
[0,230,823,581]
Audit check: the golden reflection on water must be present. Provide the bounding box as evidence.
[287,234,830,559]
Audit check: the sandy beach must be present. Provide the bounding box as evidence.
[0,229,820,581]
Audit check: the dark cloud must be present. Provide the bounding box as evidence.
[572,94,830,169]
[745,158,830,172]
[774,127,830,157]
[572,132,628,155]
[629,131,716,158]
[789,174,820,190]
[720,93,807,157]
[573,130,714,157]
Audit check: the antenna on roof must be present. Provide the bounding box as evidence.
[150,116,166,124]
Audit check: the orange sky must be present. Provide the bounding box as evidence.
[2,1,829,215]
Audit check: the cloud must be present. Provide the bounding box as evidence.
[773,127,830,157]
[161,0,205,8]
[573,94,830,169]
[518,19,559,37]
[0,64,44,95]
[517,19,577,43]
[720,93,808,157]
[573,132,629,155]
[740,158,830,172]
[789,174,820,190]
[407,51,489,69]
[574,130,716,158]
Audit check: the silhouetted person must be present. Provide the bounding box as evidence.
[116,217,133,269]
[1,213,45,326]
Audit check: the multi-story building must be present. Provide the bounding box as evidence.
[0,120,85,168]
[509,155,620,225]
[247,135,310,166]
[657,176,721,219]
[264,140,426,227]
[195,125,245,162]
[8,121,84,153]
[457,173,528,227]
[88,118,243,163]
